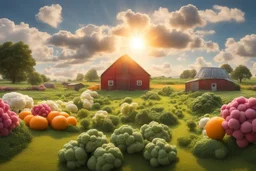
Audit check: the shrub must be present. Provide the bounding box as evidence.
[109,115,120,126]
[122,97,133,104]
[120,111,137,123]
[94,99,104,105]
[192,137,228,159]
[135,110,153,125]
[91,103,101,110]
[77,109,90,120]
[73,97,84,110]
[66,125,80,132]
[151,107,164,112]
[158,86,174,96]
[141,91,161,100]
[177,135,198,147]
[176,110,184,119]
[186,120,196,131]
[140,121,171,142]
[102,106,112,113]
[0,121,32,161]
[159,112,178,126]
[91,111,115,132]
[80,118,91,130]
[189,93,222,115]
[241,144,256,164]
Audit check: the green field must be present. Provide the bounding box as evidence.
[0,78,256,171]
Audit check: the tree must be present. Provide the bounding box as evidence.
[189,69,197,78]
[41,74,50,82]
[0,42,36,83]
[231,65,252,83]
[221,64,233,74]
[84,69,99,81]
[76,73,84,81]
[180,69,197,79]
[27,72,43,85]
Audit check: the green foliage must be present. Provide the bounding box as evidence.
[220,64,233,74]
[151,107,164,113]
[141,91,161,100]
[122,97,133,104]
[109,115,120,126]
[177,135,198,147]
[102,106,112,113]
[84,69,99,81]
[222,136,243,156]
[77,109,90,120]
[66,125,80,132]
[159,112,178,126]
[40,74,50,82]
[0,41,36,84]
[231,65,252,83]
[135,109,153,125]
[140,121,171,142]
[80,118,91,130]
[180,69,197,79]
[58,140,88,169]
[190,92,222,115]
[241,144,256,164]
[76,73,84,81]
[77,129,108,153]
[192,137,228,159]
[186,120,196,131]
[92,111,115,132]
[0,121,32,162]
[94,99,104,105]
[92,103,101,110]
[120,111,137,123]
[158,86,174,96]
[87,143,124,171]
[143,138,177,167]
[110,125,145,154]
[27,72,43,85]
[176,110,184,119]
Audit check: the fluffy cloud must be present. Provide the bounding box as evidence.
[36,4,63,28]
[252,62,256,76]
[214,34,256,64]
[0,18,54,62]
[148,49,168,57]
[200,5,245,23]
[152,62,172,77]
[169,4,205,30]
[190,56,212,70]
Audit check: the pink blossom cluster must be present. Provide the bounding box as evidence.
[0,98,20,136]
[221,97,256,148]
[31,104,52,117]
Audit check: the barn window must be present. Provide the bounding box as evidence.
[108,80,114,86]
[137,80,142,86]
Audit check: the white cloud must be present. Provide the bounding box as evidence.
[200,5,245,23]
[151,62,172,77]
[0,18,54,62]
[36,4,63,28]
[190,56,212,70]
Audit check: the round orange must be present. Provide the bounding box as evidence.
[205,117,225,140]
[51,116,68,130]
[67,116,77,126]
[59,112,69,118]
[47,111,60,124]
[19,111,32,120]
[29,116,48,130]
[24,115,34,126]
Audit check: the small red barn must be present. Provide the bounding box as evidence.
[101,54,150,90]
[185,67,238,91]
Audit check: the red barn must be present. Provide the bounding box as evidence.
[185,67,238,91]
[101,54,150,90]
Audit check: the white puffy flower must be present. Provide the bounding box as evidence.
[39,100,61,111]
[198,117,210,129]
[66,103,78,113]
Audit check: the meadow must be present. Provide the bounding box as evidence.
[0,78,256,171]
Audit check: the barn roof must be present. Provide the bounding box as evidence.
[101,54,150,77]
[187,67,234,82]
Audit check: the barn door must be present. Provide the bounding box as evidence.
[211,83,217,91]
[191,82,199,91]
[116,76,130,90]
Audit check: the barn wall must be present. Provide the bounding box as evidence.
[186,79,236,91]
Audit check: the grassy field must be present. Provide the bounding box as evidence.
[0,78,256,171]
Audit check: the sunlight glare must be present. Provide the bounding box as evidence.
[130,36,145,50]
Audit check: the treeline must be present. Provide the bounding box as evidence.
[75,69,99,82]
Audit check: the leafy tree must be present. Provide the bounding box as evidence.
[84,69,99,81]
[231,65,252,83]
[76,73,84,81]
[41,74,50,82]
[189,69,197,78]
[221,64,233,74]
[27,72,43,85]
[0,42,36,83]
[180,69,197,79]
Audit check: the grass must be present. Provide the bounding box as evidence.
[0,79,256,171]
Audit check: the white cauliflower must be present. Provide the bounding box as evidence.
[92,110,108,121]
[82,90,99,98]
[56,100,67,109]
[38,100,61,111]
[80,92,93,101]
[66,101,78,113]
[2,92,34,112]
[198,117,210,129]
[80,91,94,109]
[82,99,93,109]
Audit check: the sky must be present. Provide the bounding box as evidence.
[0,0,256,80]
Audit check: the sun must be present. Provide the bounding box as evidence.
[130,36,145,50]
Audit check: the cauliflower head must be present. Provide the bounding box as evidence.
[66,102,78,113]
[38,100,61,111]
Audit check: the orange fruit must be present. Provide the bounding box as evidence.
[205,117,225,140]
[59,112,69,118]
[29,116,48,130]
[24,115,34,126]
[47,111,60,124]
[51,116,68,130]
[67,116,77,126]
[19,111,32,120]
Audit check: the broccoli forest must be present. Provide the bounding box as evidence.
[1,1,256,171]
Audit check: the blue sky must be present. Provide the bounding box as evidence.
[0,0,255,80]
